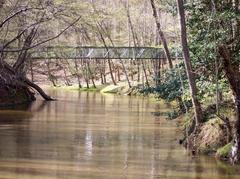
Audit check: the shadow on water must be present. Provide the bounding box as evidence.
[0,100,49,124]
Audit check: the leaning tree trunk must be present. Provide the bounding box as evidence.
[0,60,54,106]
[125,4,149,87]
[0,29,54,105]
[45,59,57,87]
[97,30,117,85]
[150,0,173,69]
[0,64,35,105]
[97,22,132,88]
[87,60,96,88]
[0,12,81,105]
[177,0,203,126]
[218,45,240,164]
[74,59,82,88]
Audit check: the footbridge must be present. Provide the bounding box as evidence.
[30,46,181,60]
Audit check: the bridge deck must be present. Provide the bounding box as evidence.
[29,46,180,60]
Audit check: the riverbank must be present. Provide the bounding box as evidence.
[0,85,35,107]
[177,100,236,161]
[44,82,164,103]
[44,81,146,96]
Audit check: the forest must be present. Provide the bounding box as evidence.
[1,0,240,178]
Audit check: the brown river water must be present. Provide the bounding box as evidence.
[0,90,240,179]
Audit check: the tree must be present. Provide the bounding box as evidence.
[150,0,173,69]
[123,1,149,87]
[176,0,203,127]
[0,0,80,104]
[185,0,240,163]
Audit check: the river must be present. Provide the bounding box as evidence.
[0,90,239,179]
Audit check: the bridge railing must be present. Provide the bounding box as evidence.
[30,46,175,60]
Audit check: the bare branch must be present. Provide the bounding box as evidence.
[0,7,43,28]
[2,16,81,53]
[2,16,53,50]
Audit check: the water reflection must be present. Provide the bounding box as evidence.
[0,90,239,178]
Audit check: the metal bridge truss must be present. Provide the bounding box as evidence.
[29,46,180,60]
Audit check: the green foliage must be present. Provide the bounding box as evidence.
[166,110,180,120]
[140,63,193,115]
[141,64,186,101]
[187,1,240,70]
[157,0,178,16]
[183,1,237,104]
[197,79,229,99]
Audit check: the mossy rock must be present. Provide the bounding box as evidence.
[216,143,232,160]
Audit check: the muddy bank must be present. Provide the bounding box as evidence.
[180,102,236,161]
[0,85,35,107]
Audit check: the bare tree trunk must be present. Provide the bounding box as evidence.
[218,45,240,164]
[125,4,149,86]
[137,61,140,82]
[74,59,82,88]
[150,0,173,69]
[30,58,34,82]
[24,78,54,101]
[119,58,131,88]
[118,66,121,82]
[97,22,131,88]
[177,0,203,126]
[45,59,57,87]
[155,30,161,86]
[97,59,104,85]
[107,59,116,85]
[62,62,71,86]
[80,59,89,88]
[103,59,107,84]
[87,60,96,88]
[141,59,149,87]
[130,59,134,81]
[97,30,117,85]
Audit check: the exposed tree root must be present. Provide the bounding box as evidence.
[23,78,55,101]
[0,63,55,106]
